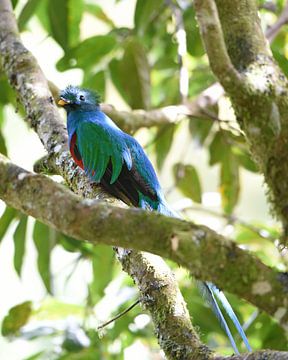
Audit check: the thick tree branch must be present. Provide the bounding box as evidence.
[0,1,211,358]
[214,351,288,360]
[1,0,288,356]
[115,248,211,360]
[195,0,288,243]
[1,154,288,331]
[193,0,242,92]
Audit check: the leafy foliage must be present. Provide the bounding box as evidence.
[33,221,55,293]
[13,214,27,276]
[0,0,287,358]
[1,301,32,336]
[173,163,202,203]
[0,207,17,243]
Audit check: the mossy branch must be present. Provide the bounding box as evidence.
[195,0,288,243]
[1,0,288,356]
[1,154,288,331]
[0,1,211,358]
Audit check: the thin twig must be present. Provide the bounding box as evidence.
[181,204,278,242]
[265,1,288,42]
[97,299,140,330]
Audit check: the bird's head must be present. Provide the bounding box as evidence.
[58,85,101,112]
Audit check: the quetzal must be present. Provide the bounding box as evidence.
[58,85,251,354]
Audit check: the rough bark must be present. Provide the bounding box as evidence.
[1,154,288,331]
[1,0,288,357]
[115,248,211,360]
[194,0,288,243]
[0,1,210,359]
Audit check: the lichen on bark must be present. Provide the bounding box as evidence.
[195,0,288,243]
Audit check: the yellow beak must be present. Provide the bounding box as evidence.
[58,98,69,106]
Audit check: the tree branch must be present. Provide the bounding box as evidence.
[214,351,288,360]
[101,103,197,133]
[100,83,224,133]
[193,0,243,92]
[195,0,288,243]
[0,1,211,358]
[1,154,288,331]
[1,0,288,355]
[55,82,223,134]
[115,248,211,359]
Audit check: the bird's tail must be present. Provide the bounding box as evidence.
[155,198,251,354]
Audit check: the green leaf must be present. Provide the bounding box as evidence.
[12,0,19,8]
[13,215,28,277]
[173,163,202,203]
[110,38,151,109]
[58,349,100,360]
[152,72,179,106]
[189,117,214,145]
[0,129,7,155]
[57,35,116,71]
[235,225,279,267]
[34,298,83,321]
[188,65,215,97]
[209,131,241,213]
[48,0,84,50]
[1,301,32,336]
[184,7,205,57]
[0,104,3,127]
[18,0,40,32]
[109,58,130,105]
[271,32,288,76]
[84,4,115,27]
[33,221,54,293]
[232,147,258,173]
[134,0,164,34]
[58,233,93,257]
[89,245,114,304]
[83,71,105,98]
[23,352,45,360]
[220,152,240,214]
[155,125,176,170]
[258,314,286,350]
[0,207,17,244]
[34,0,50,33]
[153,57,177,71]
[209,131,226,165]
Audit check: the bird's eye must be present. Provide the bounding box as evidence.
[79,95,85,101]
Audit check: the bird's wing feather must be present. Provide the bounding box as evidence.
[76,121,131,184]
[75,119,160,206]
[124,135,161,202]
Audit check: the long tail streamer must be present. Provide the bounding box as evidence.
[152,198,252,354]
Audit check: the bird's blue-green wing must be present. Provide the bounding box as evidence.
[76,121,131,184]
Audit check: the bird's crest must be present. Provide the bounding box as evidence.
[60,85,101,106]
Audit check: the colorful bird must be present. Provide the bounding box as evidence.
[58,85,251,354]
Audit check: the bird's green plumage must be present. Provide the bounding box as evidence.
[76,120,132,183]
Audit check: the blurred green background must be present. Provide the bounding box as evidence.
[0,0,287,358]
